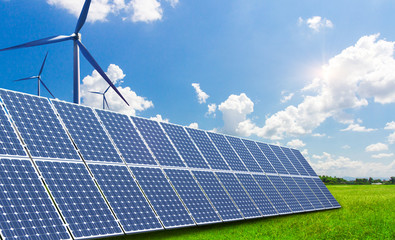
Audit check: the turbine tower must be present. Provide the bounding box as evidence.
[0,0,128,106]
[13,52,55,98]
[89,86,111,110]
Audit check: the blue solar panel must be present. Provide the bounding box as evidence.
[164,169,221,224]
[161,123,209,169]
[303,178,332,208]
[131,117,186,167]
[95,110,156,166]
[88,164,163,233]
[52,100,122,163]
[292,177,324,209]
[185,128,229,170]
[269,145,299,175]
[35,160,122,238]
[291,149,317,176]
[207,132,247,172]
[252,175,292,214]
[0,103,26,156]
[242,139,277,174]
[130,166,194,228]
[215,172,261,218]
[256,142,288,174]
[267,175,303,212]
[192,170,242,221]
[313,178,341,208]
[281,147,309,176]
[0,89,79,160]
[280,176,314,211]
[226,136,262,173]
[235,173,277,216]
[0,158,71,240]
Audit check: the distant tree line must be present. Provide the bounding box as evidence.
[319,176,395,185]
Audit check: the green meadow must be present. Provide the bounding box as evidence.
[106,185,395,240]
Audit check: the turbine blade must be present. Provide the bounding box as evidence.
[14,76,37,81]
[103,85,111,94]
[104,95,110,110]
[89,91,102,94]
[77,40,129,106]
[38,52,49,76]
[75,0,92,34]
[0,35,73,52]
[40,79,55,98]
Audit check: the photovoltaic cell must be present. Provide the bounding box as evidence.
[291,149,317,176]
[0,89,79,160]
[281,147,308,176]
[88,164,163,233]
[52,100,122,163]
[292,177,324,209]
[161,123,209,169]
[0,158,70,240]
[95,110,156,166]
[130,167,194,228]
[242,139,277,174]
[256,142,288,174]
[186,128,229,170]
[268,175,304,212]
[215,172,261,218]
[226,136,262,173]
[253,175,292,214]
[192,170,242,221]
[303,178,332,208]
[280,176,314,211]
[35,160,122,239]
[207,132,247,172]
[131,117,185,167]
[0,103,26,156]
[269,145,299,175]
[235,173,277,216]
[164,169,220,224]
[313,178,341,208]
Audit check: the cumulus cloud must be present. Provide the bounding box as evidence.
[206,103,217,117]
[149,114,169,122]
[312,133,326,137]
[286,139,306,149]
[81,64,153,115]
[385,121,395,144]
[191,83,209,104]
[298,16,333,32]
[365,142,388,152]
[188,122,198,129]
[372,153,394,159]
[341,123,376,132]
[281,92,294,103]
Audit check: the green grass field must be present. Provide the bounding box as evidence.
[107,185,395,240]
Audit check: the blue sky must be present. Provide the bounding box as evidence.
[1,0,394,178]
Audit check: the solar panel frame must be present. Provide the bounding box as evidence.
[280,176,314,211]
[303,177,333,209]
[267,175,304,213]
[292,177,324,210]
[269,145,300,175]
[313,178,341,208]
[256,142,289,174]
[291,149,318,176]
[281,147,309,176]
[226,136,263,173]
[242,139,277,174]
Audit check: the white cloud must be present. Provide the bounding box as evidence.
[342,145,351,149]
[81,64,153,115]
[299,16,333,32]
[365,142,388,152]
[149,114,169,122]
[384,121,395,144]
[388,132,395,144]
[372,153,394,159]
[286,139,306,149]
[129,0,162,23]
[312,133,326,137]
[206,103,217,117]
[188,122,198,129]
[191,83,209,104]
[281,92,294,103]
[341,123,376,132]
[165,0,178,8]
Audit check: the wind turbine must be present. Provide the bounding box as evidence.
[0,0,128,106]
[13,52,55,98]
[89,86,111,110]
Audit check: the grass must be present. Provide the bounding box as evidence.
[105,185,395,240]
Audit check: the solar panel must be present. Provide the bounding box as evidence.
[35,160,122,239]
[252,175,292,214]
[94,109,157,166]
[0,89,79,160]
[256,142,288,174]
[52,100,122,163]
[0,102,26,157]
[269,145,299,175]
[192,170,242,221]
[0,158,71,240]
[281,147,309,176]
[267,175,304,212]
[185,128,229,170]
[292,177,324,209]
[280,176,314,211]
[226,136,262,173]
[130,166,194,228]
[88,164,163,233]
[313,178,341,208]
[242,139,277,174]
[235,173,278,216]
[291,149,317,176]
[207,132,247,172]
[164,169,221,224]
[161,123,209,169]
[303,177,332,208]
[215,172,261,218]
[131,117,186,167]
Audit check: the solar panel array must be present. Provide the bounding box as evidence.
[0,88,340,239]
